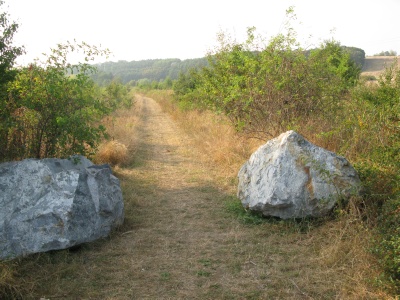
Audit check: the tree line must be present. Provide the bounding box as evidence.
[91,57,208,86]
[91,46,365,88]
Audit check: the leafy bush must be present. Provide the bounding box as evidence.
[344,46,366,68]
[103,78,133,109]
[1,42,112,161]
[325,58,399,291]
[362,61,399,290]
[360,74,377,81]
[0,0,24,95]
[174,15,360,139]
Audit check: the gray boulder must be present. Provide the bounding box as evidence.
[0,155,124,259]
[238,131,362,219]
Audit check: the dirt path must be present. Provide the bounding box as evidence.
[111,95,245,299]
[22,95,375,299]
[101,96,321,299]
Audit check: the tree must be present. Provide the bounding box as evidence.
[3,41,111,160]
[104,78,133,109]
[0,0,24,91]
[175,10,360,139]
[344,46,365,68]
[374,50,397,57]
[0,0,24,160]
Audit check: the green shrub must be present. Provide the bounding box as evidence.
[1,41,111,161]
[174,12,360,140]
[360,74,377,81]
[373,196,400,293]
[103,78,134,109]
[343,59,400,292]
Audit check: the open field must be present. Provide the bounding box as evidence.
[361,56,399,77]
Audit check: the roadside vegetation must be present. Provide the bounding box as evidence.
[170,9,399,295]
[0,3,398,299]
[0,35,132,161]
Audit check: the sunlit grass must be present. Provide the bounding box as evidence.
[147,89,395,298]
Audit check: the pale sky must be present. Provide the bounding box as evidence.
[7,0,400,66]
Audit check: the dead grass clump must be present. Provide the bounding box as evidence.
[94,140,128,166]
[0,261,24,299]
[93,101,141,167]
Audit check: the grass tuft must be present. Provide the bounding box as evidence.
[0,261,24,299]
[224,196,266,225]
[94,140,128,166]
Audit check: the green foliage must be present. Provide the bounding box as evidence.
[224,196,266,225]
[373,196,400,291]
[103,78,133,109]
[368,63,399,289]
[172,69,202,106]
[0,0,25,161]
[332,58,399,291]
[1,41,112,161]
[342,46,365,68]
[171,8,397,291]
[159,76,173,89]
[361,74,377,81]
[176,21,360,139]
[0,0,24,93]
[91,57,208,85]
[309,41,361,88]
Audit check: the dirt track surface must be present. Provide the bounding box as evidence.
[87,96,364,299]
[99,96,312,299]
[101,95,276,299]
[106,96,338,299]
[119,96,234,298]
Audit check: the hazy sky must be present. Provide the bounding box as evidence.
[7,0,400,65]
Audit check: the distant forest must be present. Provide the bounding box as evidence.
[92,57,208,86]
[91,46,365,86]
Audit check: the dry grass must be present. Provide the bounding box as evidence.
[147,90,395,299]
[93,100,142,166]
[1,92,395,299]
[94,140,128,166]
[0,262,23,299]
[146,90,262,185]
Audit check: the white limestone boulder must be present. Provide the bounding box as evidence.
[237,131,362,219]
[0,155,124,259]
